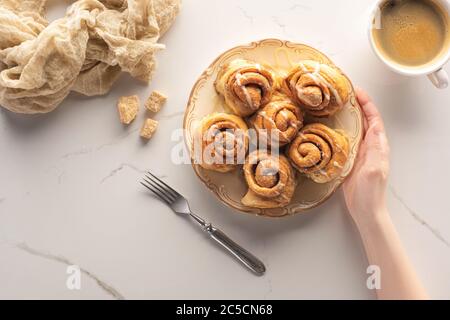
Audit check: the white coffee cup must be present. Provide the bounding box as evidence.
[368,0,450,89]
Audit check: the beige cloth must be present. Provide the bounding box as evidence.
[0,0,181,114]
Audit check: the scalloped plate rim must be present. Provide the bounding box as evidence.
[183,38,363,218]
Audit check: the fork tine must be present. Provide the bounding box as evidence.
[142,177,174,203]
[140,180,170,204]
[140,181,170,205]
[144,175,176,202]
[140,181,163,199]
[141,179,173,204]
[146,172,179,198]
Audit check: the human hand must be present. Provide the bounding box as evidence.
[343,89,429,299]
[343,88,390,228]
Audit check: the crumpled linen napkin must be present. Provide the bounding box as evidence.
[0,0,180,114]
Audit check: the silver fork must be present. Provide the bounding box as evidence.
[140,172,266,276]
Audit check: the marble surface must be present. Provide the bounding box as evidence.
[1,0,450,300]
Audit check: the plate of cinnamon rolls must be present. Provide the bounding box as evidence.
[184,39,363,217]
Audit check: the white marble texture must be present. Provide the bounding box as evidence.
[1,0,449,300]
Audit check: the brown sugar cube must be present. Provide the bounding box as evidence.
[145,90,167,113]
[140,118,159,140]
[118,95,139,124]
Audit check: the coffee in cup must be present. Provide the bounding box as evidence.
[369,0,450,88]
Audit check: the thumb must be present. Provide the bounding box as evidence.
[357,89,390,158]
[356,88,385,133]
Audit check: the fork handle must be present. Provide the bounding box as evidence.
[203,224,266,276]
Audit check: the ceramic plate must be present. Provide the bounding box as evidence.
[184,39,363,218]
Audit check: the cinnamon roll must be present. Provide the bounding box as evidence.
[195,113,249,173]
[242,151,296,209]
[215,59,278,117]
[282,60,351,117]
[288,123,349,184]
[249,93,303,147]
